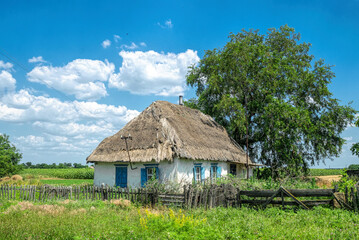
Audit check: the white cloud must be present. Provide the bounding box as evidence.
[344,137,353,141]
[121,42,138,50]
[28,56,47,63]
[109,49,199,96]
[0,70,16,93]
[27,59,115,100]
[140,42,147,47]
[157,19,173,29]
[1,89,140,155]
[0,89,139,125]
[114,35,121,42]
[0,60,13,70]
[101,39,111,48]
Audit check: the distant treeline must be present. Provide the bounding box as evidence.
[21,162,89,169]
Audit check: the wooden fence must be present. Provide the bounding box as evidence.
[1,184,358,210]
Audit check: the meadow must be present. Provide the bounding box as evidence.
[19,168,94,179]
[0,199,358,239]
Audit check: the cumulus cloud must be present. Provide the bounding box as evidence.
[109,49,199,96]
[0,89,140,156]
[28,56,46,63]
[121,42,138,50]
[0,60,13,70]
[0,89,139,125]
[157,19,173,29]
[27,59,114,100]
[0,70,16,93]
[102,39,111,48]
[114,35,121,42]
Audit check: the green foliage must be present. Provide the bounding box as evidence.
[215,175,318,190]
[20,168,94,179]
[1,201,359,239]
[309,168,343,176]
[186,25,356,179]
[0,134,22,177]
[348,164,359,170]
[335,169,359,192]
[351,119,359,157]
[21,162,89,169]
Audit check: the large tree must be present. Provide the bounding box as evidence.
[187,25,356,178]
[0,134,22,177]
[351,118,359,158]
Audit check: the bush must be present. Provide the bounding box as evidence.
[348,164,359,170]
[0,134,22,177]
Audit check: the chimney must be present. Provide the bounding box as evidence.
[179,95,184,105]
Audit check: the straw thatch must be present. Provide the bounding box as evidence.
[87,101,251,164]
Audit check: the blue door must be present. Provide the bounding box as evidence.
[116,166,127,188]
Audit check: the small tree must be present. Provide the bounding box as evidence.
[0,134,23,177]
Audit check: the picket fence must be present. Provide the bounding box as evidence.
[1,184,358,210]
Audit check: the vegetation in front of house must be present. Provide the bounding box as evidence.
[0,134,22,177]
[19,168,94,179]
[186,25,356,178]
[0,200,358,239]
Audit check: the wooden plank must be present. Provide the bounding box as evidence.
[281,187,309,210]
[240,189,335,198]
[262,188,281,208]
[352,187,357,212]
[187,187,193,208]
[240,199,332,206]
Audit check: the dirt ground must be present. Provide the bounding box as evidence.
[315,175,341,188]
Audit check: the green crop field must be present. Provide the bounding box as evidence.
[39,179,93,186]
[0,200,358,239]
[309,169,343,176]
[19,168,94,179]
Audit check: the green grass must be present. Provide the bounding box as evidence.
[309,168,343,176]
[19,168,94,179]
[0,200,358,239]
[40,179,93,186]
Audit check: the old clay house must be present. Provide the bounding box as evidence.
[87,99,256,188]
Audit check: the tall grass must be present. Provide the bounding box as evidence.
[20,168,94,179]
[0,200,358,239]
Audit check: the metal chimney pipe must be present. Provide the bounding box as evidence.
[179,95,184,105]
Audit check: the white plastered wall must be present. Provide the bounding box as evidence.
[93,158,253,188]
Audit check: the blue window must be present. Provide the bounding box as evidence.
[141,164,159,187]
[193,164,205,183]
[210,164,222,183]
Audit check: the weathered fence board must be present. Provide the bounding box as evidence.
[0,184,358,211]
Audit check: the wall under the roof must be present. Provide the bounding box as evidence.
[93,158,253,188]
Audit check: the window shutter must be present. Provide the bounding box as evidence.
[201,167,205,183]
[217,166,222,178]
[193,167,196,183]
[141,168,147,187]
[155,167,159,180]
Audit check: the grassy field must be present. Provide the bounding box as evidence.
[19,168,94,179]
[309,169,343,176]
[40,179,93,186]
[0,200,358,239]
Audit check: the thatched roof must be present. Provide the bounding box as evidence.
[87,101,252,164]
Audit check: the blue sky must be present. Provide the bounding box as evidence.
[0,0,358,167]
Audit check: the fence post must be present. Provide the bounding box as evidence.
[352,187,357,212]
